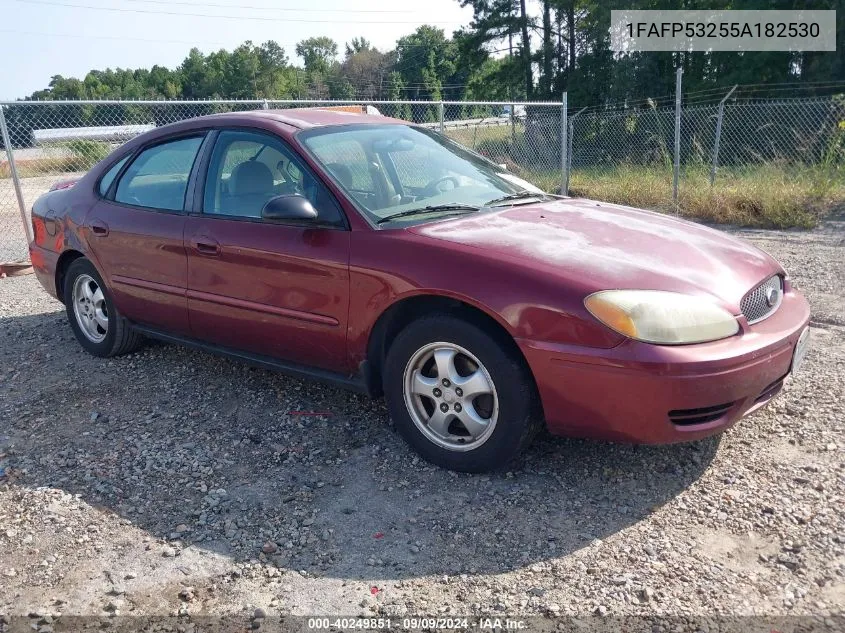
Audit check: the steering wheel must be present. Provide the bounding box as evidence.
[424,175,460,196]
[277,180,300,196]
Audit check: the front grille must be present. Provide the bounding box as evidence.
[741,275,783,324]
[669,402,735,426]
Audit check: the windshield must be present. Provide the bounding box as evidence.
[299,124,541,225]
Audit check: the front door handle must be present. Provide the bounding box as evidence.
[192,236,220,256]
[90,220,109,237]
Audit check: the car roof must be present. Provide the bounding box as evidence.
[204,107,408,130]
[116,107,414,155]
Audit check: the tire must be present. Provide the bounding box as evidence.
[383,314,542,472]
[63,257,143,358]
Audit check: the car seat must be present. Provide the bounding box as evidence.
[222,161,275,217]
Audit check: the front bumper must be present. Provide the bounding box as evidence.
[519,288,811,444]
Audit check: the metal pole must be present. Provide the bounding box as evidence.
[566,106,587,195]
[510,100,516,147]
[262,99,269,110]
[560,91,568,195]
[0,105,32,245]
[672,67,683,206]
[709,84,737,187]
[438,101,444,133]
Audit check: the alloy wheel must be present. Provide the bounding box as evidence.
[72,274,108,343]
[402,341,499,452]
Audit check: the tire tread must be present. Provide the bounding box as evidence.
[109,312,143,356]
[64,257,143,358]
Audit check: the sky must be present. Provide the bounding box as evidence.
[0,0,476,100]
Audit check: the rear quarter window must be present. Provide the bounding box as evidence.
[98,155,129,196]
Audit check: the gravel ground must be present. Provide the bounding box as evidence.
[0,218,843,627]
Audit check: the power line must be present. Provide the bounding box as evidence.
[0,26,467,57]
[0,27,228,46]
[14,0,464,25]
[128,0,421,13]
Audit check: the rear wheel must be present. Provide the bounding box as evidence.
[384,315,541,472]
[64,258,143,357]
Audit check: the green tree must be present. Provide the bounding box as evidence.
[341,47,391,100]
[459,0,533,99]
[395,26,457,102]
[296,37,338,75]
[386,71,412,120]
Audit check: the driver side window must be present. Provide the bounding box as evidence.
[203,130,342,225]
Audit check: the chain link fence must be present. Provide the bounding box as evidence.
[0,99,564,264]
[568,95,845,215]
[2,93,843,264]
[568,96,845,173]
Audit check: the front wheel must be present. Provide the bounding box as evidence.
[64,257,143,357]
[383,315,541,472]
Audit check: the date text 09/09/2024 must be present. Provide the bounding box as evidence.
[307,617,528,630]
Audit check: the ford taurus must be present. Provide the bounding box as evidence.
[28,108,811,472]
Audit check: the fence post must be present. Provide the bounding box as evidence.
[0,105,32,247]
[261,99,269,110]
[672,67,683,206]
[710,85,737,187]
[566,107,587,196]
[510,99,516,147]
[560,92,568,195]
[438,101,444,133]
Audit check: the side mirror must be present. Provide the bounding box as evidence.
[261,194,318,222]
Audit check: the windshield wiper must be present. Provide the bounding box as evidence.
[484,191,556,206]
[375,204,480,225]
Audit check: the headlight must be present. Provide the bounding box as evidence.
[584,290,739,345]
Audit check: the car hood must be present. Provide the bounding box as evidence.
[408,198,782,310]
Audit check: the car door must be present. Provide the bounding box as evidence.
[184,128,351,372]
[86,134,206,336]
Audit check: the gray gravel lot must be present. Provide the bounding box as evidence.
[0,218,843,625]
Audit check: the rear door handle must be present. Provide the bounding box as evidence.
[192,236,220,256]
[90,220,109,237]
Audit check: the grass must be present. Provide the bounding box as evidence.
[0,140,111,179]
[0,157,89,179]
[447,122,514,152]
[527,164,843,229]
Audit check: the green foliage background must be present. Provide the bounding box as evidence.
[12,1,844,107]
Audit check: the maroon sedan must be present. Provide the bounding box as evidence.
[29,108,811,472]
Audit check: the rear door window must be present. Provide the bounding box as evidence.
[114,136,203,211]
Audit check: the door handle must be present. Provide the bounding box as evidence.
[90,220,109,237]
[192,236,220,256]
